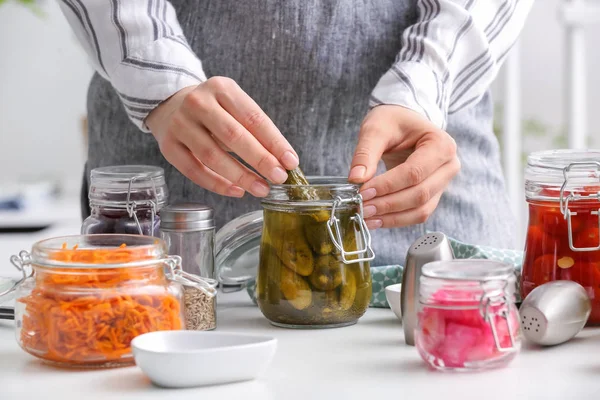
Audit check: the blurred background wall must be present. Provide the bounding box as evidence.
[0,0,598,239]
[0,0,92,194]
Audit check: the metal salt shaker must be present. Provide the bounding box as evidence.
[520,280,591,346]
[401,232,454,346]
[159,203,215,279]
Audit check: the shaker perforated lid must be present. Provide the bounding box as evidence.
[160,203,215,231]
[215,210,263,286]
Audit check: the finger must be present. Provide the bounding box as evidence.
[362,158,460,218]
[208,78,300,170]
[160,139,245,198]
[361,131,457,199]
[213,135,232,152]
[171,113,271,197]
[201,104,290,184]
[349,117,390,184]
[365,192,443,230]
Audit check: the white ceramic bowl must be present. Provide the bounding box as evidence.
[131,331,277,388]
[385,283,402,321]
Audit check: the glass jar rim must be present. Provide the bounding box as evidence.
[421,260,514,282]
[90,165,167,193]
[270,176,359,189]
[88,165,168,208]
[30,234,167,269]
[263,176,360,206]
[91,165,164,182]
[526,149,600,186]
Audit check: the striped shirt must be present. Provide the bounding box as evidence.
[58,0,533,131]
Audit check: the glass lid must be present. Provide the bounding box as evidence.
[89,165,168,206]
[30,234,167,268]
[90,165,166,189]
[263,176,360,206]
[215,210,263,286]
[422,260,514,281]
[526,150,600,187]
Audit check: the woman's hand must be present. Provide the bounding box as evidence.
[146,77,299,198]
[349,105,460,229]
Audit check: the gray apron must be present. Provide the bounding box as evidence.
[83,0,517,266]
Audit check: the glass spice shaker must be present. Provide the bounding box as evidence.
[81,165,168,237]
[171,269,218,331]
[159,203,216,279]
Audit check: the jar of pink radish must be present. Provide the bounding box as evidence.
[415,260,521,371]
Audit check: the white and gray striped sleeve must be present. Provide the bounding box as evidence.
[58,0,207,132]
[370,0,534,129]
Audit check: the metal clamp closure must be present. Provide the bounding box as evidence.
[559,161,600,252]
[326,195,375,264]
[125,176,158,236]
[0,251,34,300]
[478,281,517,353]
[166,256,218,298]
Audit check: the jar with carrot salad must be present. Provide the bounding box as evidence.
[3,234,184,368]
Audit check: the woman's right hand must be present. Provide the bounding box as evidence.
[146,77,299,198]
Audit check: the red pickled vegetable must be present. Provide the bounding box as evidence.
[416,288,519,369]
[522,191,600,325]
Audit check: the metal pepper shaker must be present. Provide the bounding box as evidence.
[520,280,591,346]
[159,203,215,279]
[401,232,454,346]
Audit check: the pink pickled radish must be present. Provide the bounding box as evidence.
[416,287,519,369]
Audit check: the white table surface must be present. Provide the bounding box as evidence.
[1,200,600,400]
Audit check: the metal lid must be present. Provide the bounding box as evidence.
[215,210,263,286]
[160,203,215,231]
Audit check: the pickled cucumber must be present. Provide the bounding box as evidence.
[309,254,343,291]
[264,210,314,276]
[280,266,312,310]
[279,233,314,276]
[304,218,334,255]
[339,268,357,311]
[322,290,341,313]
[285,168,317,201]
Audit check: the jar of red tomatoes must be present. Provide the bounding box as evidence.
[522,150,600,325]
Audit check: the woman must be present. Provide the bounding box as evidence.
[60,0,533,265]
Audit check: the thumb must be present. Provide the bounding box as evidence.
[349,117,388,184]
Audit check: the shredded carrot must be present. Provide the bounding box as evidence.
[18,244,182,366]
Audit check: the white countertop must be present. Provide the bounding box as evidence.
[1,201,600,400]
[1,291,600,400]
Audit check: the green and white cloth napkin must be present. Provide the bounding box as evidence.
[245,237,523,309]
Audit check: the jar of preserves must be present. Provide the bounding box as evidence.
[1,235,184,368]
[521,150,600,324]
[81,165,168,236]
[416,260,521,371]
[257,177,375,328]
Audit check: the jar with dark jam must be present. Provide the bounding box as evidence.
[521,150,600,325]
[257,175,375,328]
[81,165,168,237]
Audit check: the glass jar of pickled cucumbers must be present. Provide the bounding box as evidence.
[257,176,375,328]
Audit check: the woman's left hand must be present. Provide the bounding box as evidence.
[349,105,461,230]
